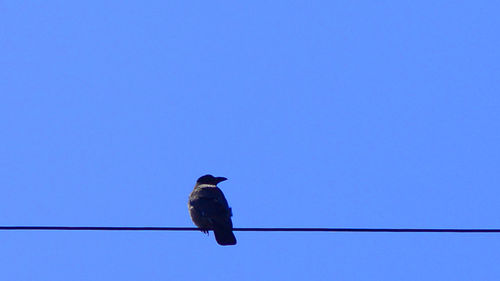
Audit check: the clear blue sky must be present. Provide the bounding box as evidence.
[1,1,499,280]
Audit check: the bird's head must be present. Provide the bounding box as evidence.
[197,174,227,185]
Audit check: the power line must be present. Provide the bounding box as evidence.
[0,226,499,233]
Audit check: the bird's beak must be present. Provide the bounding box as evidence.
[215,177,228,183]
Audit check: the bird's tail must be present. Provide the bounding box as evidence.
[214,229,237,246]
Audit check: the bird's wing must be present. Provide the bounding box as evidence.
[189,196,230,218]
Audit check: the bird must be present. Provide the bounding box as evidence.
[188,174,237,246]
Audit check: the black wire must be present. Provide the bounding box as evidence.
[0,226,499,233]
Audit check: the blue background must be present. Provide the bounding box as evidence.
[1,1,499,280]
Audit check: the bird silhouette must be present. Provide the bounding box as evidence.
[188,174,237,246]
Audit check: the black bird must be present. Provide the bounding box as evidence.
[188,174,237,246]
